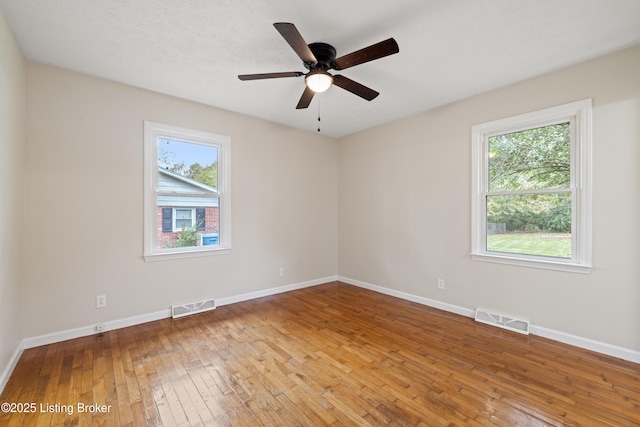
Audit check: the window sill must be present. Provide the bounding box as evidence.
[144,247,231,262]
[471,252,592,274]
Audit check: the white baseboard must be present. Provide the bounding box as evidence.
[339,275,640,364]
[0,341,24,395]
[216,276,338,306]
[530,325,640,364]
[22,309,172,350]
[339,276,475,318]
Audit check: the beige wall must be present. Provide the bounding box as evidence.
[339,45,640,351]
[0,9,25,380]
[23,63,338,337]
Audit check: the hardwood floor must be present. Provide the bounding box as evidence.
[1,282,639,426]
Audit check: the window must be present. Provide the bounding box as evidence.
[144,121,231,260]
[174,208,195,231]
[471,100,592,273]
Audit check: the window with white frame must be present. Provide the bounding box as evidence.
[144,121,231,260]
[173,208,195,231]
[471,99,592,273]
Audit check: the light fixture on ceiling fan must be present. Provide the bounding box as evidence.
[305,69,333,93]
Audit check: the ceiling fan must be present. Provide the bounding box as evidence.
[238,22,399,109]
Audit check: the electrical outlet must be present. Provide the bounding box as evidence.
[96,295,106,308]
[279,267,285,277]
[437,279,445,290]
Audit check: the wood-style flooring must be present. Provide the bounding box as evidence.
[1,282,639,426]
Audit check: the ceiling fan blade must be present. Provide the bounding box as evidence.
[238,71,303,81]
[332,75,379,101]
[333,38,399,70]
[273,22,317,64]
[296,86,315,109]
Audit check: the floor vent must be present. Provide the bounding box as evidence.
[172,298,216,319]
[475,307,530,335]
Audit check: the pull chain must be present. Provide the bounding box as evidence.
[317,95,321,133]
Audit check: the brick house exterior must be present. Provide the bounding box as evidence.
[156,206,219,248]
[156,168,220,249]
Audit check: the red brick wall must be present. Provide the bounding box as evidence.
[156,207,219,248]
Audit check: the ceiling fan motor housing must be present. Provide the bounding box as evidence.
[306,42,337,70]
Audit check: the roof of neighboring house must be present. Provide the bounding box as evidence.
[158,168,218,208]
[158,168,217,194]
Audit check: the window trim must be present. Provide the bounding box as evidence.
[143,121,231,261]
[471,99,592,273]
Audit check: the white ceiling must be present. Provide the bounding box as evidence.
[1,0,639,137]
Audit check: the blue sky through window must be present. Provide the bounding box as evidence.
[158,138,218,170]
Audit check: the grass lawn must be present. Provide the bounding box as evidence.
[487,233,571,258]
